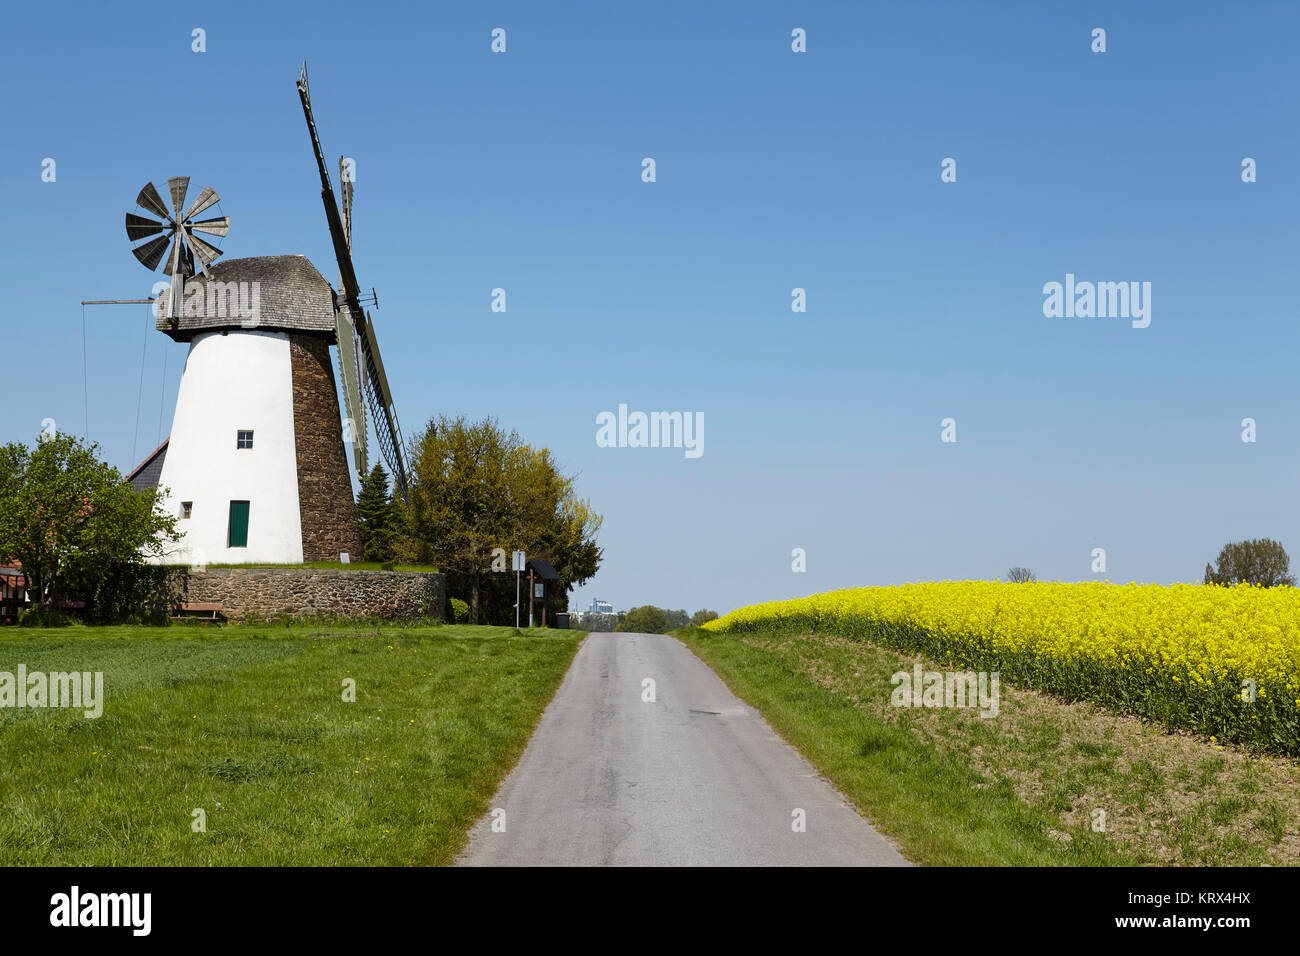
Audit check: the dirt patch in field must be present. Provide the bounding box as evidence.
[743,630,1300,865]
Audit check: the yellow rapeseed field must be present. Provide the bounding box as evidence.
[703,582,1300,753]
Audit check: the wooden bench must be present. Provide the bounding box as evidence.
[171,602,224,623]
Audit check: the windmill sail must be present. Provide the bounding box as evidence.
[356,311,406,498]
[335,303,367,476]
[334,156,367,476]
[296,62,410,501]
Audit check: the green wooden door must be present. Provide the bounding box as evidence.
[227,501,250,548]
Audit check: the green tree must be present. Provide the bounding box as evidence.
[404,416,602,624]
[661,608,689,629]
[541,494,602,596]
[617,606,671,634]
[689,609,719,627]
[355,463,399,562]
[0,434,178,606]
[1204,538,1294,587]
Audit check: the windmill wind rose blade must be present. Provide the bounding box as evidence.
[167,177,190,218]
[136,182,172,220]
[131,234,171,270]
[125,213,165,241]
[161,235,183,276]
[186,231,224,266]
[190,216,230,237]
[184,185,220,221]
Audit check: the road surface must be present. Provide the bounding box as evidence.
[459,631,909,866]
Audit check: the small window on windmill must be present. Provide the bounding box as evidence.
[237,430,254,450]
[180,501,193,519]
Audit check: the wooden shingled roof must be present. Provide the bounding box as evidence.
[155,255,338,341]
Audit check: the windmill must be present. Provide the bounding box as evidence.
[125,178,230,320]
[296,62,410,502]
[123,167,367,565]
[114,64,407,567]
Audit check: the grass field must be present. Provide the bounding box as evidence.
[679,627,1300,866]
[0,623,580,865]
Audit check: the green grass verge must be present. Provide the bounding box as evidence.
[0,623,579,865]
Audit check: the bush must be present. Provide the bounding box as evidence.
[450,598,469,624]
[617,605,671,634]
[18,605,73,628]
[1204,538,1294,587]
[78,562,186,625]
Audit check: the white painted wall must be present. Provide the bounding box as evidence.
[154,330,304,565]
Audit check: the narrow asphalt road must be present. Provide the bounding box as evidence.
[459,632,909,866]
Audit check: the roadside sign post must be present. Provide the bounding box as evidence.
[528,567,535,628]
[512,550,526,630]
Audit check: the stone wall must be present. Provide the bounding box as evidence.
[183,568,444,622]
[289,334,364,562]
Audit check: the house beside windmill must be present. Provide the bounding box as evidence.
[148,255,362,565]
[0,563,28,624]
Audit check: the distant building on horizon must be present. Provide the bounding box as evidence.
[588,599,615,615]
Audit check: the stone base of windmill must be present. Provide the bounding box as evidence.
[180,567,445,623]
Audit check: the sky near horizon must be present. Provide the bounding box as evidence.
[1,1,1296,615]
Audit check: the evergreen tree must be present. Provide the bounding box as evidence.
[356,463,398,562]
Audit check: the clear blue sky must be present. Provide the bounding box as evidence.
[1,1,1296,614]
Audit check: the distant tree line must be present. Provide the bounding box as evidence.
[582,612,623,633]
[608,606,718,634]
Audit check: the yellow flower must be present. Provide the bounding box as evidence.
[705,580,1300,746]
